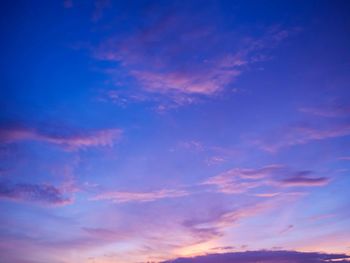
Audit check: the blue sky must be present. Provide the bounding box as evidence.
[1,1,350,262]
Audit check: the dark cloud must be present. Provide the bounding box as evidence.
[280,171,330,187]
[163,250,350,263]
[0,181,72,206]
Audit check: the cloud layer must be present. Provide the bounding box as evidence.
[163,250,350,263]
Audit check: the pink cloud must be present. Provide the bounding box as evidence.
[255,123,350,152]
[202,165,284,194]
[91,189,189,203]
[94,9,293,104]
[300,105,350,118]
[0,126,122,150]
[254,192,281,198]
[129,65,241,96]
[202,165,330,194]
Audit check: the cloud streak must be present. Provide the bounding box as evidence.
[0,181,72,206]
[202,165,330,194]
[91,189,189,203]
[0,125,122,150]
[255,123,350,152]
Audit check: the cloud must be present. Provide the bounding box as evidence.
[91,189,189,203]
[255,123,350,152]
[279,224,294,234]
[338,156,350,161]
[181,202,275,246]
[279,171,330,187]
[162,250,350,263]
[94,4,292,104]
[0,181,72,206]
[82,227,127,241]
[202,165,283,194]
[300,104,350,118]
[177,140,238,165]
[202,165,330,194]
[0,125,122,150]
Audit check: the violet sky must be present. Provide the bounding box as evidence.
[1,0,350,262]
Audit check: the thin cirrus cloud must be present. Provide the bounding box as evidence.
[255,122,350,152]
[182,202,270,241]
[91,188,189,203]
[95,5,292,104]
[91,165,329,204]
[162,250,350,263]
[299,104,350,118]
[178,198,296,252]
[0,181,72,206]
[202,165,330,194]
[0,125,122,150]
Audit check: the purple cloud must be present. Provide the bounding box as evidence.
[163,250,350,263]
[202,165,330,194]
[181,202,276,246]
[0,181,72,206]
[255,122,350,152]
[279,171,330,187]
[0,125,122,150]
[95,5,293,104]
[300,104,350,118]
[91,188,189,203]
[202,165,283,194]
[338,156,350,161]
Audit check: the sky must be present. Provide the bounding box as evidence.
[0,0,350,262]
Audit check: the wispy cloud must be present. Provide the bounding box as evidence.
[202,165,282,194]
[0,125,122,150]
[179,200,287,251]
[177,140,238,165]
[0,181,72,206]
[202,165,330,194]
[300,104,350,118]
[255,122,350,152]
[82,227,127,241]
[338,156,350,161]
[91,188,189,203]
[94,4,293,105]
